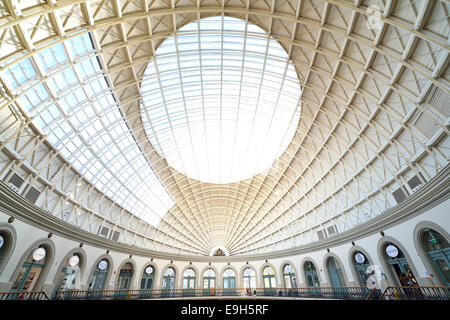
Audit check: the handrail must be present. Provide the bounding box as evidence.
[379,286,450,300]
[4,287,448,301]
[55,286,374,300]
[0,291,49,300]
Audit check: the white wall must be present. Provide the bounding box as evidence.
[0,196,448,296]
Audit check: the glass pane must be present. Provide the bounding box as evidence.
[140,16,301,184]
[436,259,450,283]
[2,34,174,228]
[270,277,276,288]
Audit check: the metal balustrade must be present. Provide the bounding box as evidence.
[0,291,49,300]
[379,286,450,300]
[3,286,448,301]
[54,287,375,300]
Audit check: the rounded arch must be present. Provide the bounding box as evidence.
[220,265,239,288]
[8,238,56,292]
[114,258,137,290]
[377,235,420,287]
[138,262,158,289]
[86,254,114,290]
[259,262,278,288]
[160,263,179,289]
[200,265,220,289]
[347,245,374,286]
[51,247,87,290]
[180,264,200,289]
[322,252,350,287]
[300,257,320,285]
[413,221,450,286]
[279,260,298,288]
[300,257,320,271]
[209,246,230,256]
[239,263,259,288]
[0,223,17,275]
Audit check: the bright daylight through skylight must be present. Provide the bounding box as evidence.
[1,33,174,226]
[140,16,302,184]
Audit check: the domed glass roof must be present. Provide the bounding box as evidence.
[140,16,301,184]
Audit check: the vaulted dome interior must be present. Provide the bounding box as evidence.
[0,0,448,259]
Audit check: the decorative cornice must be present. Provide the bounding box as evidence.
[0,163,448,262]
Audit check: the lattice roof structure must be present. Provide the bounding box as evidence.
[0,0,448,256]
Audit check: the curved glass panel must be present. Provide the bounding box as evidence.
[184,268,196,277]
[223,269,235,277]
[140,16,302,183]
[244,268,255,276]
[204,268,216,277]
[164,267,175,276]
[263,266,275,275]
[1,33,174,226]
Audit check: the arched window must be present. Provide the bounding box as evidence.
[0,233,5,265]
[421,229,450,286]
[141,265,155,289]
[243,268,256,294]
[116,262,134,290]
[89,259,110,291]
[304,261,320,287]
[0,231,12,271]
[223,269,236,294]
[183,268,196,295]
[383,242,417,286]
[53,253,82,298]
[203,269,216,295]
[263,266,276,295]
[283,264,297,289]
[326,257,345,287]
[352,251,370,286]
[162,267,176,296]
[11,245,49,293]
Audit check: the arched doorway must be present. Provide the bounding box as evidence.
[420,229,450,286]
[202,268,216,295]
[223,269,236,294]
[304,260,320,287]
[326,256,345,287]
[243,267,256,295]
[182,268,196,295]
[283,264,297,289]
[262,266,276,295]
[0,233,5,267]
[116,262,134,290]
[10,245,49,293]
[162,267,176,297]
[89,259,110,291]
[141,265,155,289]
[53,253,82,298]
[352,251,371,286]
[383,242,417,286]
[0,230,13,273]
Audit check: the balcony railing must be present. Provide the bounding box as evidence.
[0,291,49,300]
[54,287,375,300]
[3,286,447,301]
[379,286,450,300]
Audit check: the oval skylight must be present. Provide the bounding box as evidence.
[140,16,301,184]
